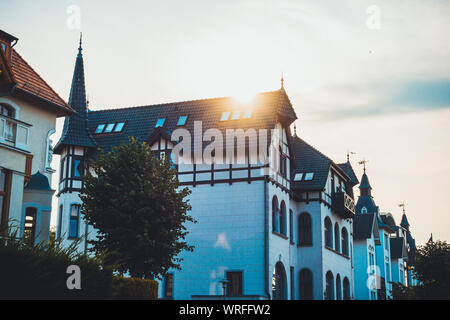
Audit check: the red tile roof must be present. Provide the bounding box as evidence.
[10,49,73,114]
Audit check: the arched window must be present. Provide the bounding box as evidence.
[298,213,312,245]
[272,196,280,233]
[336,274,342,300]
[324,217,333,248]
[325,271,334,300]
[342,227,349,256]
[343,277,351,300]
[24,207,37,245]
[272,262,287,300]
[334,223,340,252]
[299,268,313,300]
[280,201,286,236]
[361,206,368,214]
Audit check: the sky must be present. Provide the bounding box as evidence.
[1,0,449,245]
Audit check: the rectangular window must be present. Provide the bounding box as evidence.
[220,112,230,121]
[290,267,295,300]
[69,204,80,239]
[177,116,188,126]
[114,122,125,132]
[289,210,293,242]
[25,154,33,181]
[57,205,63,239]
[0,169,11,231]
[95,124,106,134]
[73,159,82,177]
[164,274,173,298]
[24,207,37,245]
[155,118,165,128]
[294,173,303,181]
[104,123,115,133]
[226,271,243,296]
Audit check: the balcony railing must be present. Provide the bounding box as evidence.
[332,191,355,219]
[0,114,30,151]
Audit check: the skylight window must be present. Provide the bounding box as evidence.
[95,124,106,134]
[294,173,303,181]
[177,115,188,126]
[104,123,115,133]
[155,118,166,128]
[231,110,241,120]
[243,109,252,119]
[220,112,230,121]
[114,122,125,132]
[304,172,314,181]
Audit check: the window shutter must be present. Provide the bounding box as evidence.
[25,154,33,181]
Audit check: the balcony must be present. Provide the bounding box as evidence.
[332,191,355,219]
[0,114,31,152]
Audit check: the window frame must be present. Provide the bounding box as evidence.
[68,204,80,239]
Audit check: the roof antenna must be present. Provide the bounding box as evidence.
[358,159,369,173]
[347,150,356,162]
[280,72,284,89]
[398,202,407,215]
[78,32,83,54]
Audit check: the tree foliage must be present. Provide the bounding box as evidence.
[80,137,195,279]
[391,240,450,300]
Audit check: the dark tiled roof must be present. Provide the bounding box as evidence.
[10,49,72,114]
[400,214,410,228]
[353,213,376,240]
[337,162,359,186]
[54,44,96,153]
[85,89,296,156]
[390,237,405,260]
[24,171,53,191]
[291,136,332,191]
[355,195,378,214]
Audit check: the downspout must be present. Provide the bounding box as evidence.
[264,176,270,299]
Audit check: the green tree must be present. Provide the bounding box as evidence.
[80,137,195,279]
[392,240,450,300]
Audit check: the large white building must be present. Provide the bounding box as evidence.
[0,30,73,245]
[54,38,417,300]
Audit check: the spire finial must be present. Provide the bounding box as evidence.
[293,121,297,136]
[78,32,83,54]
[280,72,284,88]
[358,159,369,173]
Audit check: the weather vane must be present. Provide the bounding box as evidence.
[398,202,407,214]
[358,159,369,173]
[347,150,356,162]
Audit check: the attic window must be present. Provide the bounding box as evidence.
[243,109,252,119]
[304,172,314,181]
[104,123,115,133]
[155,118,165,128]
[95,124,106,134]
[1,43,6,52]
[114,122,125,132]
[231,110,240,120]
[177,116,188,126]
[294,173,303,181]
[220,112,230,121]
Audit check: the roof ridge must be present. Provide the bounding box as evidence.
[12,49,69,109]
[88,89,283,113]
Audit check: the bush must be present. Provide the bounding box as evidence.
[0,229,157,299]
[111,276,158,300]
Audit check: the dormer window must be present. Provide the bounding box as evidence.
[95,124,105,134]
[304,172,314,181]
[0,104,13,117]
[231,110,240,120]
[220,112,230,121]
[243,109,252,119]
[294,173,303,181]
[177,116,188,126]
[114,122,125,132]
[104,123,115,133]
[155,118,165,128]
